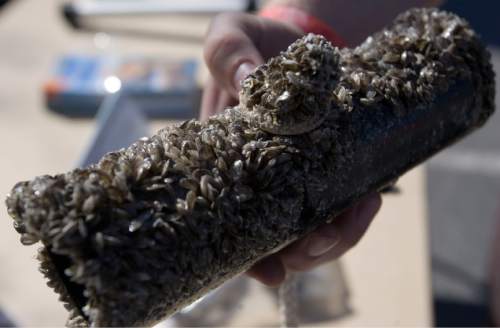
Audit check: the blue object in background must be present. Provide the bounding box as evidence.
[44,55,200,119]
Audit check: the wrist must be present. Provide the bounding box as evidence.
[263,0,336,28]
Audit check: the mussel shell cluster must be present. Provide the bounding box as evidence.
[5,8,495,327]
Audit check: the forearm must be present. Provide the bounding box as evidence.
[263,0,444,46]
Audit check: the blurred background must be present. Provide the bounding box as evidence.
[0,0,498,326]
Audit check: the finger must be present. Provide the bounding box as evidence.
[279,222,341,272]
[204,13,303,98]
[297,196,381,269]
[280,193,382,272]
[200,77,222,121]
[246,254,286,287]
[200,78,239,121]
[333,193,382,251]
[215,90,239,113]
[204,13,264,98]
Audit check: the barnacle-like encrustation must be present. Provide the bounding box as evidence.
[5,8,495,327]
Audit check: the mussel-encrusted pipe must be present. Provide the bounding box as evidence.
[5,8,495,327]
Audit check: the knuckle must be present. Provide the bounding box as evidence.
[203,33,245,77]
[214,12,242,26]
[204,15,246,69]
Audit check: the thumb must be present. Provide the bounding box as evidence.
[203,13,264,98]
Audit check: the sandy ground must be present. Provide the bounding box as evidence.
[0,1,432,326]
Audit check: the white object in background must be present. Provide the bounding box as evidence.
[66,0,259,17]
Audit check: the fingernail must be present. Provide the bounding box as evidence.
[307,226,340,257]
[233,62,256,92]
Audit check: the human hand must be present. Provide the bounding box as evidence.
[201,12,382,286]
[200,12,303,119]
[247,193,382,286]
